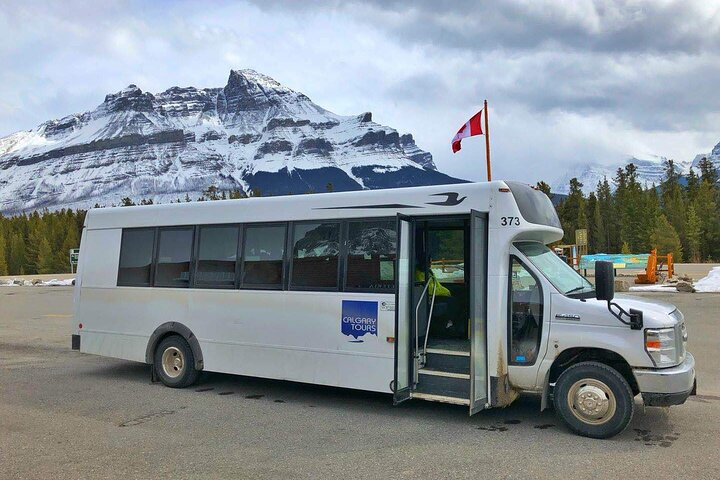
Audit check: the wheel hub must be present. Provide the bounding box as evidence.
[161,346,184,379]
[567,378,616,425]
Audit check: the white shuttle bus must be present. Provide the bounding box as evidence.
[73,181,696,438]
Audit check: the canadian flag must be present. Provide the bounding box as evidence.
[451,108,484,153]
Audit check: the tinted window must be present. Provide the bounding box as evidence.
[118,228,155,286]
[195,225,239,287]
[506,181,561,229]
[509,257,543,365]
[291,222,340,289]
[155,228,194,287]
[346,220,396,291]
[242,225,286,288]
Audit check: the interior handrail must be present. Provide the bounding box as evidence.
[422,279,438,363]
[414,279,431,376]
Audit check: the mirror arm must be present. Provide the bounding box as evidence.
[606,301,644,330]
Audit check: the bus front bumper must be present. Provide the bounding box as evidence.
[633,352,696,407]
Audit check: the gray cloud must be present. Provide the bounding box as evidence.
[0,0,718,186]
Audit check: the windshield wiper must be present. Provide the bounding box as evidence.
[566,285,591,295]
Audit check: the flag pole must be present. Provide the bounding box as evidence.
[484,99,492,181]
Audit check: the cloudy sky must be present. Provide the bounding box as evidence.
[1,0,719,185]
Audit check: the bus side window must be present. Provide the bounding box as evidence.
[290,222,340,289]
[509,257,543,365]
[241,225,286,288]
[118,228,156,286]
[345,220,397,291]
[155,227,194,287]
[195,225,239,288]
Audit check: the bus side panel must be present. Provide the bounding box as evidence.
[78,283,395,393]
[192,290,395,393]
[77,228,148,362]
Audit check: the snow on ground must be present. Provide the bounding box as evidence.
[0,278,75,287]
[629,284,679,292]
[695,267,720,293]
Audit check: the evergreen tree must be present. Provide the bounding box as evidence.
[686,168,700,204]
[0,232,8,276]
[203,185,220,201]
[698,157,718,185]
[660,160,686,252]
[685,205,701,263]
[591,195,606,253]
[9,232,26,275]
[36,236,54,274]
[557,178,586,244]
[650,214,683,262]
[694,180,720,260]
[595,178,613,252]
[535,181,551,196]
[585,192,598,252]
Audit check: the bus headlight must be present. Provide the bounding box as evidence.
[644,327,678,367]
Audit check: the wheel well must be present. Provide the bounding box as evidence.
[145,322,204,370]
[549,348,639,396]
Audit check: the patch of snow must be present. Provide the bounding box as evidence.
[628,284,678,292]
[695,267,720,293]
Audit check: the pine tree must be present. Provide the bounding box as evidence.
[595,178,613,252]
[0,232,8,276]
[36,236,54,274]
[660,160,686,252]
[9,232,26,275]
[585,192,597,252]
[592,196,606,253]
[685,205,701,263]
[686,168,700,204]
[557,178,586,244]
[698,157,718,185]
[650,214,683,262]
[694,181,720,260]
[535,181,551,196]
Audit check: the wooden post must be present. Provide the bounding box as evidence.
[484,99,491,181]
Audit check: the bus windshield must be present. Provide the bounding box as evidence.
[515,242,594,297]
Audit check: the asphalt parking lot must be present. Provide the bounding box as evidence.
[1,287,719,479]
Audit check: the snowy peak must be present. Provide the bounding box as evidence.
[551,154,692,195]
[0,69,463,214]
[691,140,720,172]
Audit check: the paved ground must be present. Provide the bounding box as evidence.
[1,287,719,479]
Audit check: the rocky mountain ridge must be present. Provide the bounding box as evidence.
[552,144,720,195]
[0,69,463,214]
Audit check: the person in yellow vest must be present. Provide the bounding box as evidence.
[415,263,454,330]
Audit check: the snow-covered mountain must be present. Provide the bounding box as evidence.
[691,140,720,172]
[552,154,693,195]
[0,69,464,214]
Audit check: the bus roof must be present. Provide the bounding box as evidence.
[83,180,559,231]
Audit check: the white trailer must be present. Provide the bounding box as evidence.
[73,181,695,438]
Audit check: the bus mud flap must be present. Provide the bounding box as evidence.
[490,375,519,407]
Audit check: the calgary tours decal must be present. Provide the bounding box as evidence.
[341,300,378,343]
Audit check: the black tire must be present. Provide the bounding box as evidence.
[154,335,200,388]
[553,361,634,439]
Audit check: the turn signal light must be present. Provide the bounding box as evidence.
[386,337,395,343]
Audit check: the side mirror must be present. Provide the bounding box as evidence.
[595,261,615,302]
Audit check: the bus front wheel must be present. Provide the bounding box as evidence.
[553,361,634,439]
[154,335,200,388]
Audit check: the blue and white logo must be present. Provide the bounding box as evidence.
[341,300,378,342]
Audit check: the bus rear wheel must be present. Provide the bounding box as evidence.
[553,361,634,439]
[154,335,200,388]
